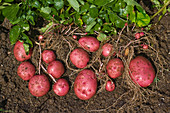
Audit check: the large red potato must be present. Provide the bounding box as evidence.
[78,36,100,52]
[13,41,32,61]
[28,75,50,97]
[42,50,56,64]
[70,48,89,68]
[106,58,124,79]
[102,43,113,57]
[47,60,65,78]
[53,78,69,96]
[74,69,97,100]
[17,61,35,80]
[129,56,155,87]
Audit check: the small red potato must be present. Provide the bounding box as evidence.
[13,41,32,61]
[74,69,97,100]
[70,48,89,68]
[42,50,56,64]
[53,78,69,96]
[135,33,140,39]
[78,36,100,52]
[17,61,35,80]
[106,58,124,79]
[73,35,77,39]
[105,80,115,92]
[129,56,155,87]
[28,75,50,97]
[102,43,113,57]
[47,60,65,78]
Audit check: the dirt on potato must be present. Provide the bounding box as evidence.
[0,11,170,113]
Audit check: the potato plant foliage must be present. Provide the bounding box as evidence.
[0,0,150,52]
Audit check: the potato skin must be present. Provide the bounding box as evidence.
[42,50,56,64]
[28,75,50,97]
[53,78,69,96]
[102,43,113,57]
[74,69,97,100]
[70,48,89,68]
[78,36,100,52]
[105,80,115,92]
[106,58,124,79]
[129,56,155,87]
[17,61,35,80]
[47,60,65,78]
[13,41,32,61]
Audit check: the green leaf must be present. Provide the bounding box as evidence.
[97,32,108,42]
[26,15,35,25]
[2,4,19,21]
[94,0,110,6]
[39,22,53,33]
[21,33,33,54]
[4,0,14,2]
[79,2,89,14]
[78,0,84,5]
[67,0,80,12]
[41,7,51,14]
[9,25,21,45]
[20,22,30,31]
[31,1,41,8]
[89,5,98,18]
[54,0,64,10]
[86,20,96,31]
[136,11,150,27]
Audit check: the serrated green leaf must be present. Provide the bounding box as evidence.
[136,11,150,27]
[9,25,21,45]
[54,0,64,10]
[2,4,19,21]
[86,20,96,31]
[79,3,89,14]
[67,0,80,12]
[20,22,30,31]
[94,0,110,6]
[41,7,51,14]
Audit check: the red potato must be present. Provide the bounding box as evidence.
[13,41,32,61]
[106,58,124,79]
[74,69,97,100]
[78,36,100,52]
[42,50,56,64]
[28,75,50,97]
[135,33,140,39]
[105,80,115,92]
[17,61,35,80]
[129,56,155,87]
[70,48,89,68]
[102,43,113,57]
[53,78,69,96]
[47,60,65,78]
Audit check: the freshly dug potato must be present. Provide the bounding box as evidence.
[129,56,155,87]
[70,48,89,68]
[42,50,56,64]
[78,36,100,52]
[106,58,124,79]
[17,61,35,80]
[74,69,97,100]
[102,43,113,57]
[47,60,65,78]
[28,75,50,97]
[14,41,32,61]
[105,80,115,92]
[53,78,69,96]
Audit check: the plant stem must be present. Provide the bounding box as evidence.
[151,1,170,20]
[39,40,42,75]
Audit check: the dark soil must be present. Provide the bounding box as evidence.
[0,12,170,113]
